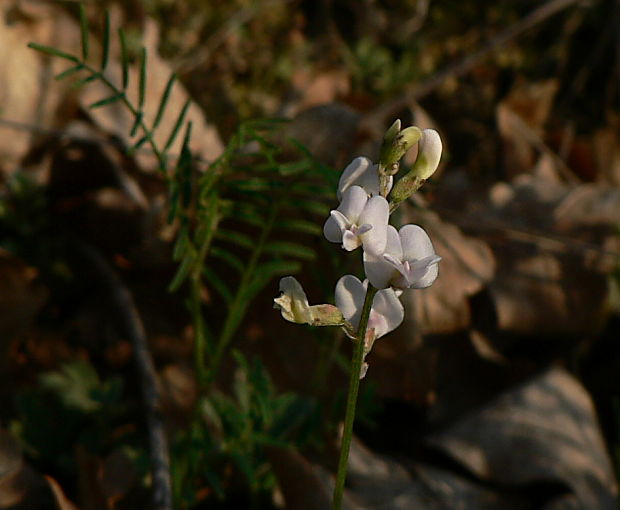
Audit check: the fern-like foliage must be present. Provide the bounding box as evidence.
[28,8,338,506]
[28,5,189,172]
[28,5,338,384]
[169,118,337,383]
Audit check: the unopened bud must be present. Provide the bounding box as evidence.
[379,125,422,171]
[383,119,401,145]
[388,129,442,210]
[410,129,442,180]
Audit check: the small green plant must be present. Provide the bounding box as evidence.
[11,361,125,472]
[172,351,316,508]
[27,4,339,507]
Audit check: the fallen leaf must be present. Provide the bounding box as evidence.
[427,366,618,509]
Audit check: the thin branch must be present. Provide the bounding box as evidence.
[77,243,172,510]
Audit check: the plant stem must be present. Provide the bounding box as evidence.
[331,284,377,510]
[208,201,280,384]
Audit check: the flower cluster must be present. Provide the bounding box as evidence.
[274,120,442,377]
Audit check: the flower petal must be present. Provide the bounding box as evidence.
[358,195,389,256]
[338,185,368,222]
[370,287,404,338]
[274,276,313,324]
[362,225,400,288]
[323,210,347,242]
[335,275,366,328]
[399,224,437,262]
[408,255,441,288]
[363,252,395,289]
[338,157,374,198]
[342,229,362,251]
[385,224,403,260]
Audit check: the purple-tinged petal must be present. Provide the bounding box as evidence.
[370,288,404,338]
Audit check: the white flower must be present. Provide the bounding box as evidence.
[337,157,392,199]
[273,276,313,324]
[335,275,404,341]
[323,186,389,256]
[363,224,441,289]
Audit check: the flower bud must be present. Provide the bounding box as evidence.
[410,129,442,180]
[379,124,422,172]
[382,119,401,145]
[388,129,442,208]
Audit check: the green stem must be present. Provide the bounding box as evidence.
[190,199,221,388]
[190,276,208,387]
[331,284,377,510]
[207,202,280,383]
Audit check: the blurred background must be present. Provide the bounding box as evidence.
[0,0,619,508]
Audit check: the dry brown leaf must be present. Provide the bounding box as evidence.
[427,366,618,509]
[266,447,334,510]
[271,436,536,509]
[289,69,351,113]
[496,79,558,178]
[399,208,495,337]
[45,475,80,510]
[0,2,78,173]
[0,428,55,509]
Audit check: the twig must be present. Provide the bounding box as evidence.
[363,0,584,132]
[78,243,173,510]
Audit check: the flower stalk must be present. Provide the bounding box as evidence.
[331,283,377,510]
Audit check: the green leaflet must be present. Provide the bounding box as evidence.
[89,92,125,109]
[28,43,79,63]
[274,218,322,235]
[263,241,316,260]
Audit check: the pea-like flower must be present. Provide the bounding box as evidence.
[274,276,344,326]
[335,275,404,341]
[273,276,313,324]
[323,186,389,256]
[363,224,441,289]
[337,156,392,199]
